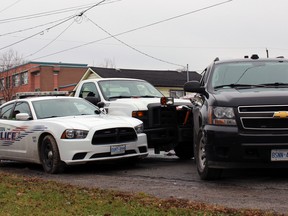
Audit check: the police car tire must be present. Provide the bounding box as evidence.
[40,135,65,174]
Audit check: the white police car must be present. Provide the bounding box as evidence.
[0,96,148,173]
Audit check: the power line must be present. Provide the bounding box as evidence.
[0,17,72,37]
[123,0,233,34]
[0,0,122,37]
[31,0,233,64]
[0,1,118,24]
[0,0,22,14]
[0,14,76,51]
[24,19,76,58]
[86,16,185,68]
[0,0,107,51]
[0,4,88,24]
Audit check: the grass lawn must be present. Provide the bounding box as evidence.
[0,171,277,216]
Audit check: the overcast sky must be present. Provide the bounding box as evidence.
[1,0,288,72]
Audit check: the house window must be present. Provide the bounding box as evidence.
[5,76,10,88]
[170,89,184,98]
[13,74,20,87]
[20,72,28,85]
[0,79,4,90]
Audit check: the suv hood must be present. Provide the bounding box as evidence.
[212,88,288,107]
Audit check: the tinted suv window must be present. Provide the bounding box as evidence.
[211,61,288,88]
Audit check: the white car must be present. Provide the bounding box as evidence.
[0,96,148,173]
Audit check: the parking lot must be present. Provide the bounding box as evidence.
[1,149,288,215]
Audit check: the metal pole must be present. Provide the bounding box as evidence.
[186,64,189,82]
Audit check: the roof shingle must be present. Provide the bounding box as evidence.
[90,67,201,87]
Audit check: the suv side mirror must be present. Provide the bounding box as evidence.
[184,81,209,98]
[184,81,205,93]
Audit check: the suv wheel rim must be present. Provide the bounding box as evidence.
[198,135,206,171]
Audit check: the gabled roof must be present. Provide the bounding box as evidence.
[88,67,201,87]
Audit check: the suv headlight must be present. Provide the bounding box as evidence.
[61,129,88,139]
[208,106,236,126]
[134,123,144,134]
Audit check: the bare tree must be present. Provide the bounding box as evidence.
[100,58,116,68]
[0,49,26,102]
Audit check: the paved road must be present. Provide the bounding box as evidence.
[1,150,288,215]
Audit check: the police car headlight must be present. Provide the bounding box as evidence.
[134,123,144,134]
[61,129,88,139]
[209,106,236,126]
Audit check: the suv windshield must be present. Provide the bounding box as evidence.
[211,61,288,89]
[98,80,163,100]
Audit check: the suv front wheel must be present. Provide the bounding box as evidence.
[195,130,222,180]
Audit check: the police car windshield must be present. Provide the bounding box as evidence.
[32,98,100,119]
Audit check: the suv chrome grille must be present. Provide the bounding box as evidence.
[238,105,288,130]
[92,127,137,144]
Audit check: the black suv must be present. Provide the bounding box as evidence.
[184,55,288,180]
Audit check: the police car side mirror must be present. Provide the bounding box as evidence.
[97,102,105,108]
[16,113,30,120]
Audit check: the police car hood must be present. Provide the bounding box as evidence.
[43,114,142,130]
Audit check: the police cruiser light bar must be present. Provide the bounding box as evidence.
[16,91,69,99]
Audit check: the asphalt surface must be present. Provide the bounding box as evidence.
[1,150,288,215]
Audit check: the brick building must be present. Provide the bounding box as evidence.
[0,61,88,103]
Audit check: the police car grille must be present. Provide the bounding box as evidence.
[92,128,137,144]
[239,105,288,130]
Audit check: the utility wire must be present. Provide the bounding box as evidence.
[0,5,87,24]
[0,0,121,36]
[121,0,233,35]
[86,16,185,68]
[0,14,75,51]
[0,0,22,14]
[0,17,72,37]
[0,1,117,24]
[24,19,76,58]
[0,0,107,51]
[32,0,233,63]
